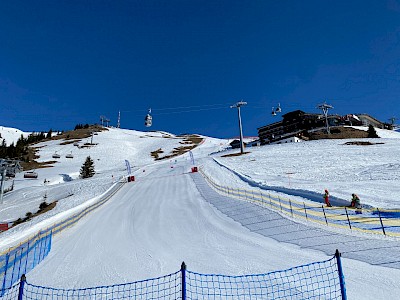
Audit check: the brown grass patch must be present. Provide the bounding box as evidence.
[344,141,385,146]
[11,201,57,228]
[59,139,81,145]
[151,148,164,159]
[221,152,250,157]
[152,135,204,161]
[20,146,58,170]
[51,125,107,141]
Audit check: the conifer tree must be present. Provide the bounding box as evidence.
[80,156,95,178]
[46,129,53,139]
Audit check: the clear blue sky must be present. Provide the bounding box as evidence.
[1,0,399,137]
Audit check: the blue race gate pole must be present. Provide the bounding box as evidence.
[335,249,347,300]
[181,262,186,300]
[17,274,26,300]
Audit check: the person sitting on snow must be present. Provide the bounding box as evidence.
[324,189,332,207]
[350,193,361,208]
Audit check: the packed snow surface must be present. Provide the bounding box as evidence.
[1,126,400,299]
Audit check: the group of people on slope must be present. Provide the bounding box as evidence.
[323,189,361,209]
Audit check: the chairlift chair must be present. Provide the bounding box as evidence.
[52,152,61,159]
[271,107,277,116]
[24,171,38,179]
[66,152,74,159]
[275,103,282,113]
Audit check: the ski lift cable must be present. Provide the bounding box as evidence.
[120,102,233,114]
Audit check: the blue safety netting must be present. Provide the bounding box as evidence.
[186,256,341,299]
[0,230,52,296]
[22,271,181,300]
[0,181,125,298]
[0,254,345,299]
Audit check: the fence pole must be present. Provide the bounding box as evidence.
[1,252,10,293]
[181,262,186,300]
[344,208,352,230]
[289,199,293,217]
[303,203,308,220]
[10,250,18,288]
[335,250,347,300]
[23,242,30,275]
[17,274,26,300]
[322,205,328,225]
[17,246,24,280]
[377,208,386,236]
[269,194,272,208]
[278,196,282,212]
[32,234,38,268]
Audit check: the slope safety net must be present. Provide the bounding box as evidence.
[0,230,52,297]
[21,271,181,300]
[199,168,400,237]
[0,181,125,297]
[0,253,346,299]
[185,256,342,300]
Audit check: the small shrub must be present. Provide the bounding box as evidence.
[367,125,379,138]
[13,218,23,226]
[39,201,49,211]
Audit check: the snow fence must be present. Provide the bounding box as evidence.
[0,180,125,296]
[199,169,400,238]
[0,251,346,299]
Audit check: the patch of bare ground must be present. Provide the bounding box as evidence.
[79,143,98,148]
[221,152,251,157]
[59,139,81,145]
[151,148,164,159]
[21,125,105,170]
[52,125,107,141]
[11,201,57,228]
[20,146,58,171]
[308,126,369,140]
[152,135,204,161]
[344,141,385,146]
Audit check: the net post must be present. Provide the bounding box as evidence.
[181,261,186,300]
[18,274,26,300]
[344,208,352,230]
[322,205,328,225]
[377,208,386,236]
[335,249,347,300]
[303,203,308,220]
[289,199,293,217]
[1,252,10,294]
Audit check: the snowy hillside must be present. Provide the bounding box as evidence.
[1,126,400,299]
[202,127,400,209]
[0,126,30,145]
[0,128,229,225]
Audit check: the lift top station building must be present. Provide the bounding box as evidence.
[257,110,386,144]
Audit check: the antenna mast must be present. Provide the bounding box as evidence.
[117,111,121,128]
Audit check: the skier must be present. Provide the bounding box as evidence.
[324,189,332,207]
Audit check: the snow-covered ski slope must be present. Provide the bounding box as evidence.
[1,126,400,299]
